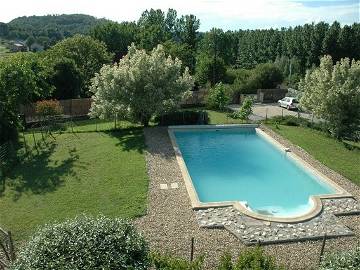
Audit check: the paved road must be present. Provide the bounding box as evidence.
[228,103,319,122]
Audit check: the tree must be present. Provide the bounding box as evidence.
[44,35,112,97]
[137,9,169,51]
[0,53,52,143]
[0,22,9,37]
[91,21,137,61]
[162,40,195,73]
[48,57,82,99]
[89,44,193,126]
[177,14,200,50]
[198,28,234,66]
[249,63,283,89]
[195,52,226,85]
[322,21,341,61]
[206,83,230,111]
[300,55,360,139]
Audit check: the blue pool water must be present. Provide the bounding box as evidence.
[173,128,336,217]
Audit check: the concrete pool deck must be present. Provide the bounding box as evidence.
[135,126,360,269]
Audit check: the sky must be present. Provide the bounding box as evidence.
[0,0,359,31]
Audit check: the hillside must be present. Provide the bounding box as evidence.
[0,14,108,48]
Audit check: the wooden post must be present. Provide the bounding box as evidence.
[190,237,194,262]
[71,115,74,133]
[281,108,284,120]
[23,132,28,154]
[32,130,38,154]
[114,114,117,129]
[319,233,327,265]
[265,108,268,122]
[8,231,15,261]
[95,118,98,132]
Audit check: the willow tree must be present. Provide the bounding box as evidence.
[89,44,193,126]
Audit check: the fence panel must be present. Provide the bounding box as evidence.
[20,98,93,123]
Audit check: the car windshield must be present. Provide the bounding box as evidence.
[292,99,299,103]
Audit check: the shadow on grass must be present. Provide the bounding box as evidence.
[105,127,146,153]
[2,141,79,201]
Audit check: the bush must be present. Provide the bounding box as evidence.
[11,215,149,270]
[231,64,283,95]
[206,83,231,111]
[320,247,360,270]
[267,115,309,127]
[35,99,63,118]
[230,97,253,120]
[155,110,209,126]
[151,253,204,270]
[217,247,284,270]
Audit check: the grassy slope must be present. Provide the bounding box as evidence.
[267,124,360,185]
[0,127,148,241]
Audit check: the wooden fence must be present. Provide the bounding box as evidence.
[20,98,92,123]
[19,91,208,125]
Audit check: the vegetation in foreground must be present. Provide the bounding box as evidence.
[0,126,148,241]
[9,214,284,270]
[267,120,360,185]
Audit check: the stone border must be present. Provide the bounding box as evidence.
[168,124,352,223]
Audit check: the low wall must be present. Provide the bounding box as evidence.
[257,89,288,103]
[181,88,207,106]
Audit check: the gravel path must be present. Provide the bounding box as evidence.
[135,126,360,270]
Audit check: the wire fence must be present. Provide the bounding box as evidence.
[0,141,16,189]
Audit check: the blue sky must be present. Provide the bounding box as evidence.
[0,0,359,30]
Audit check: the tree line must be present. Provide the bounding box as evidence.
[0,14,108,48]
[1,9,360,143]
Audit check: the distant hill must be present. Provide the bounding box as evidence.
[0,14,109,48]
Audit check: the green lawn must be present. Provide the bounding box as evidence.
[267,124,360,185]
[0,127,148,241]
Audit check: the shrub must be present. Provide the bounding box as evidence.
[206,83,231,111]
[217,247,284,270]
[35,99,63,118]
[231,64,283,95]
[155,110,209,126]
[320,247,360,270]
[11,215,149,270]
[150,253,204,270]
[267,115,309,127]
[230,97,253,120]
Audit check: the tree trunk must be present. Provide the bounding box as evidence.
[141,117,150,127]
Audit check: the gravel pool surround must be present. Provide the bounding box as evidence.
[135,126,360,270]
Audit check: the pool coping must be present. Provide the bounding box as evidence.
[167,124,353,223]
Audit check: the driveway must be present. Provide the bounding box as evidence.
[228,103,319,122]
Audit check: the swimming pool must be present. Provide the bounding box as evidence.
[169,125,350,222]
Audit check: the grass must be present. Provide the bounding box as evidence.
[0,109,250,241]
[0,126,148,241]
[267,124,360,185]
